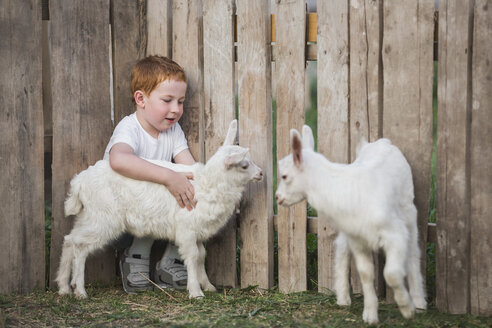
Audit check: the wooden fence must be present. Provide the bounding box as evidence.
[1,0,490,316]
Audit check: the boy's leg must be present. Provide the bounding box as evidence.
[120,236,154,293]
[155,242,188,288]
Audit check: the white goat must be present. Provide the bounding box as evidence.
[57,120,262,299]
[275,125,426,324]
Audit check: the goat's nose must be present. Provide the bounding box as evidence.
[275,194,278,200]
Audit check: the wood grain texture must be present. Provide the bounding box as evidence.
[470,0,492,316]
[275,0,307,294]
[147,0,172,57]
[348,0,384,296]
[237,0,274,289]
[49,0,114,288]
[436,0,474,314]
[202,0,237,288]
[172,0,204,162]
[0,0,45,294]
[382,0,434,303]
[111,0,147,125]
[316,0,349,293]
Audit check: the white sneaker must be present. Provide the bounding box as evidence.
[154,257,188,288]
[119,250,152,294]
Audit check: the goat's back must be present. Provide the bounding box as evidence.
[353,138,414,208]
[66,160,182,234]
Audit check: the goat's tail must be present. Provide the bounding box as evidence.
[64,175,83,216]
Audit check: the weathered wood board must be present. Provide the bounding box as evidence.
[49,0,114,288]
[316,0,349,293]
[436,0,474,314]
[383,0,434,303]
[202,0,237,288]
[0,0,45,294]
[275,0,307,294]
[237,0,274,289]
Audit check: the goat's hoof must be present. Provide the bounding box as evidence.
[189,290,205,299]
[336,295,351,306]
[58,287,72,296]
[413,298,427,311]
[74,290,88,299]
[362,310,379,325]
[204,284,217,292]
[399,302,415,319]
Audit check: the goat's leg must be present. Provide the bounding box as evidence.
[351,243,379,325]
[176,234,204,298]
[405,208,427,310]
[56,235,75,295]
[384,237,415,319]
[71,243,91,299]
[68,223,114,299]
[334,233,351,306]
[197,241,216,292]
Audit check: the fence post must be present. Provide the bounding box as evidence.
[172,0,204,162]
[0,0,45,294]
[316,0,349,294]
[436,0,474,314]
[202,0,237,288]
[49,0,114,288]
[470,0,492,316]
[382,0,434,302]
[275,0,308,294]
[237,0,274,289]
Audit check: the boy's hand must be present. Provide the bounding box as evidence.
[167,172,196,211]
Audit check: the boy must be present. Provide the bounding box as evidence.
[104,55,195,293]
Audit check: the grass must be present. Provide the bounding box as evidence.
[2,285,491,327]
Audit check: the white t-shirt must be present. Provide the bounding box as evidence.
[103,113,189,161]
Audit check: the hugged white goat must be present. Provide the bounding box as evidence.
[275,125,426,324]
[57,120,262,299]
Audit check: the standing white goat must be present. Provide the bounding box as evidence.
[275,125,427,324]
[57,120,262,299]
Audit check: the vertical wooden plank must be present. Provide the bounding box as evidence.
[0,0,45,294]
[147,0,172,57]
[348,0,384,296]
[382,0,434,302]
[237,0,274,289]
[275,0,307,294]
[202,0,237,288]
[470,0,492,316]
[49,0,114,287]
[111,0,147,124]
[172,0,204,162]
[317,0,349,293]
[436,0,474,314]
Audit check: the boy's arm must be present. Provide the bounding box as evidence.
[173,148,195,165]
[109,143,195,210]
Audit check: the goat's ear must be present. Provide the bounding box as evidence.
[302,125,315,150]
[224,148,249,168]
[290,129,303,167]
[223,119,238,146]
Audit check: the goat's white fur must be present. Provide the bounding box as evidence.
[56,120,262,299]
[276,125,427,324]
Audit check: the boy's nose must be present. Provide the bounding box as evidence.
[170,102,180,112]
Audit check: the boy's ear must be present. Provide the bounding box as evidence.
[134,90,145,107]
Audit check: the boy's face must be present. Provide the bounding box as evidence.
[137,79,187,137]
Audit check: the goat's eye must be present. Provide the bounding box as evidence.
[241,161,249,169]
[281,175,287,180]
